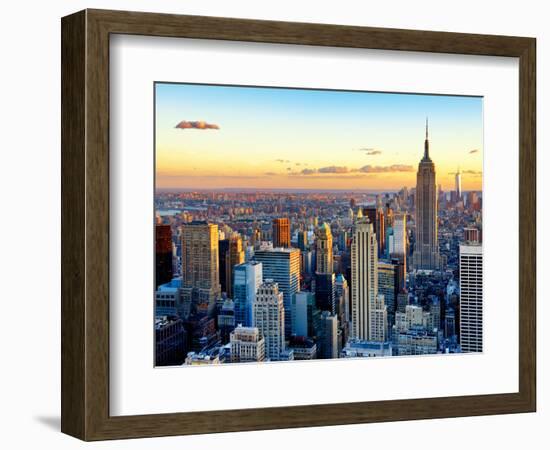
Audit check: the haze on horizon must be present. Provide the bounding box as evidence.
[155,82,483,191]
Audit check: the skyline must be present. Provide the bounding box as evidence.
[155,83,483,191]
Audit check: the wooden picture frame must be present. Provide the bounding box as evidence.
[61,8,536,441]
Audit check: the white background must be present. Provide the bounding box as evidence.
[0,0,547,448]
[110,35,518,415]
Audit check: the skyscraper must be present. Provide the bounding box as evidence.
[233,261,263,327]
[338,230,349,252]
[391,213,407,274]
[225,234,245,298]
[335,274,350,325]
[297,230,309,251]
[315,223,333,274]
[378,261,398,328]
[370,294,388,342]
[363,206,377,231]
[272,217,291,248]
[385,204,395,228]
[217,298,236,343]
[218,238,229,294]
[362,206,385,258]
[317,311,338,359]
[377,208,386,257]
[315,273,336,314]
[455,167,462,200]
[302,249,315,276]
[291,291,315,337]
[350,217,378,341]
[254,248,300,336]
[181,221,221,315]
[459,243,483,352]
[253,280,286,361]
[155,224,173,289]
[412,119,441,271]
[315,222,335,313]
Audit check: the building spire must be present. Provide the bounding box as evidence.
[424,117,430,160]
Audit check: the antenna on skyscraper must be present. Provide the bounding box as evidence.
[426,117,429,139]
[423,117,430,159]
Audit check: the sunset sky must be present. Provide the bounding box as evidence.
[155,82,483,191]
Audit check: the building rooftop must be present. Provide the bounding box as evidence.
[234,260,262,268]
[255,247,300,254]
[157,277,182,291]
[220,298,235,310]
[335,273,346,282]
[459,243,483,253]
[344,340,392,350]
[230,325,261,339]
[155,315,180,330]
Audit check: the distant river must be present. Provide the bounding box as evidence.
[156,209,181,216]
[156,206,207,216]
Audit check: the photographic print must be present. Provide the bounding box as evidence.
[154,83,483,367]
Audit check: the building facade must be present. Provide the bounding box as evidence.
[155,278,181,317]
[464,227,481,244]
[253,281,286,361]
[341,340,392,358]
[291,291,313,337]
[370,294,388,342]
[181,221,221,315]
[287,336,317,360]
[317,311,338,359]
[225,233,245,298]
[253,248,300,337]
[297,230,309,251]
[230,326,265,363]
[459,243,483,352]
[315,222,333,274]
[155,224,173,289]
[391,213,407,274]
[272,217,291,248]
[155,315,187,366]
[233,261,263,327]
[350,217,378,340]
[218,238,230,294]
[315,272,336,314]
[217,298,236,344]
[335,273,350,325]
[396,327,438,355]
[378,261,397,319]
[314,222,335,314]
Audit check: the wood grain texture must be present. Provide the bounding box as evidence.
[61,10,86,439]
[518,39,536,410]
[61,8,537,441]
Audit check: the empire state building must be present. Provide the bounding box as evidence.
[412,119,441,271]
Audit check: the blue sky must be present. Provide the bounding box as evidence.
[155,82,483,190]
